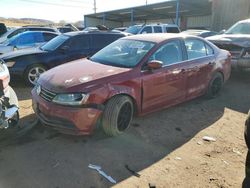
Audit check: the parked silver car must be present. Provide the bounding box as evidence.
[0,31,58,54]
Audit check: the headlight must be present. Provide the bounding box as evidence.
[35,84,41,95]
[52,93,89,106]
[5,61,16,68]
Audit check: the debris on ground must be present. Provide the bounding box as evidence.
[175,157,182,160]
[202,136,217,142]
[233,148,242,155]
[125,164,141,177]
[88,164,116,184]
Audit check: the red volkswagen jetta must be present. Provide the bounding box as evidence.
[32,34,231,136]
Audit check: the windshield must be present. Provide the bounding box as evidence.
[90,39,155,68]
[125,25,142,34]
[225,22,250,34]
[40,34,69,51]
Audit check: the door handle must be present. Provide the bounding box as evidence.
[208,62,215,66]
[172,69,185,74]
[193,66,200,71]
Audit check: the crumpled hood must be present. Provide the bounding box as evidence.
[206,34,250,47]
[0,47,46,60]
[38,58,131,93]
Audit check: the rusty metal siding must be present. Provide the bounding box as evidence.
[212,0,250,31]
[187,15,212,29]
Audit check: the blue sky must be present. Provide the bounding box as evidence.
[0,0,166,22]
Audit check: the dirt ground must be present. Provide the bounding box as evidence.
[0,72,249,188]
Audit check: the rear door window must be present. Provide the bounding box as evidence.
[91,34,120,49]
[184,38,207,59]
[153,26,163,33]
[166,27,180,33]
[33,33,44,43]
[68,35,90,51]
[140,26,152,34]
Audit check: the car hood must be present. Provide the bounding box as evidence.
[206,34,250,47]
[38,58,132,93]
[0,47,46,60]
[0,44,12,54]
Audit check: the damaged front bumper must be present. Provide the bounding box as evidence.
[231,47,250,70]
[31,89,102,135]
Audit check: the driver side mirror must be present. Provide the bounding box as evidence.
[147,60,163,70]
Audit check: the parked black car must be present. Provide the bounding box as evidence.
[0,31,128,85]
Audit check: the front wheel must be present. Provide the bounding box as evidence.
[102,95,134,136]
[206,72,224,99]
[24,64,47,86]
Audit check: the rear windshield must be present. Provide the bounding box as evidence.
[40,34,69,51]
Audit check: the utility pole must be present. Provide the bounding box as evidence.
[93,0,97,13]
[146,0,147,5]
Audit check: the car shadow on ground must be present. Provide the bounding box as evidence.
[0,72,249,188]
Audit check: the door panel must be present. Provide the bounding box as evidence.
[184,38,215,99]
[141,64,187,113]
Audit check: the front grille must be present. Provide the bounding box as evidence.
[40,87,56,102]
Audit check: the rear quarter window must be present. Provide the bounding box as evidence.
[166,27,180,33]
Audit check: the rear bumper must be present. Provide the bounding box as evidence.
[32,89,102,135]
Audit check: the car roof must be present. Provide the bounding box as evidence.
[122,33,193,43]
[238,19,250,23]
[64,31,126,37]
[18,31,59,35]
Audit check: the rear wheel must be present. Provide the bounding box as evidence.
[102,95,133,136]
[206,72,223,99]
[24,64,47,86]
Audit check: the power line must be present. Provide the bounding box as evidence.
[20,0,92,8]
[93,0,96,13]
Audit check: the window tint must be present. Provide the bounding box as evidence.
[33,33,44,43]
[205,43,214,55]
[69,35,90,51]
[140,26,152,34]
[92,34,120,49]
[149,40,183,66]
[29,28,55,32]
[43,33,57,41]
[184,39,207,59]
[8,28,27,38]
[166,27,180,33]
[17,33,35,45]
[154,26,162,33]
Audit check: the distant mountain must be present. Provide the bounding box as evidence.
[20,18,54,24]
[0,17,54,26]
